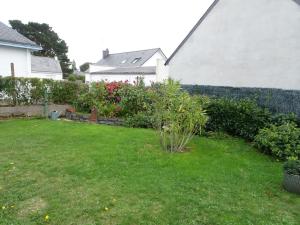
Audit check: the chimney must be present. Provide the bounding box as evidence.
[103,48,109,59]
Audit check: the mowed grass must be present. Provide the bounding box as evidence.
[0,119,299,225]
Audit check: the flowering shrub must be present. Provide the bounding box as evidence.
[105,81,123,103]
[76,81,127,117]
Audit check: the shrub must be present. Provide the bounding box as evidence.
[271,113,299,126]
[50,80,88,105]
[124,112,154,128]
[154,80,208,152]
[205,98,271,140]
[254,123,300,160]
[68,75,77,82]
[118,82,154,117]
[284,160,300,176]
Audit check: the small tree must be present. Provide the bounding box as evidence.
[80,62,90,72]
[154,80,208,152]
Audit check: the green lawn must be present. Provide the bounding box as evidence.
[0,119,299,225]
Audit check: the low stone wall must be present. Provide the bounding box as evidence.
[0,104,71,118]
[65,112,124,126]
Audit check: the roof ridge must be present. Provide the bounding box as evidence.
[31,55,57,60]
[107,48,160,56]
[0,21,41,50]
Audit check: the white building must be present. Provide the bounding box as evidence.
[166,0,300,90]
[0,21,62,80]
[85,48,168,86]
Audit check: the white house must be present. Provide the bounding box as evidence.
[85,48,168,86]
[0,21,63,80]
[166,0,300,90]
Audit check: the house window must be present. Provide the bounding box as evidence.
[132,58,141,64]
[121,59,127,64]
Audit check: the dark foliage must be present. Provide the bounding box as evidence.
[9,20,73,76]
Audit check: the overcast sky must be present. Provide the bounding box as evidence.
[1,0,214,66]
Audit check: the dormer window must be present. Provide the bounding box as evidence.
[121,59,127,64]
[132,57,141,64]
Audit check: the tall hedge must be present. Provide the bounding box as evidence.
[0,77,88,106]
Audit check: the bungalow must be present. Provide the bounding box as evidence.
[166,0,300,90]
[85,48,168,86]
[0,21,62,80]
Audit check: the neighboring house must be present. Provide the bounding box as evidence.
[0,21,62,80]
[85,48,168,85]
[31,56,63,80]
[166,0,300,90]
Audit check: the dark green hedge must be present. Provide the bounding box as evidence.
[182,85,300,118]
[205,98,271,140]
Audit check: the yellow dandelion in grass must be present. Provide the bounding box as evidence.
[10,162,14,165]
[2,206,5,210]
[112,198,116,203]
[104,207,109,211]
[45,215,49,221]
[10,205,15,208]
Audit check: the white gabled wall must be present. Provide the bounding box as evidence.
[89,74,156,86]
[168,0,300,90]
[156,59,169,82]
[30,72,63,80]
[0,45,30,77]
[89,64,115,73]
[143,51,166,67]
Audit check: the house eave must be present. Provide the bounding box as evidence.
[0,40,42,51]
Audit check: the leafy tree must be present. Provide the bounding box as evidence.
[9,20,73,77]
[80,62,90,72]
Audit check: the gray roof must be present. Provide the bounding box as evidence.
[95,48,165,68]
[294,0,300,5]
[91,66,156,75]
[0,21,41,50]
[31,56,62,74]
[165,0,220,65]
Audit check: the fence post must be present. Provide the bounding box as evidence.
[10,63,16,106]
[44,88,49,119]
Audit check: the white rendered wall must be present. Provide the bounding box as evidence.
[0,45,30,77]
[143,51,166,67]
[30,72,63,80]
[89,64,115,73]
[156,59,169,82]
[89,74,156,86]
[168,0,300,90]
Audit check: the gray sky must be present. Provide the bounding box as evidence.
[1,0,214,66]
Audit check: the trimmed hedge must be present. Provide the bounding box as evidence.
[182,85,300,118]
[0,77,88,105]
[205,98,271,140]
